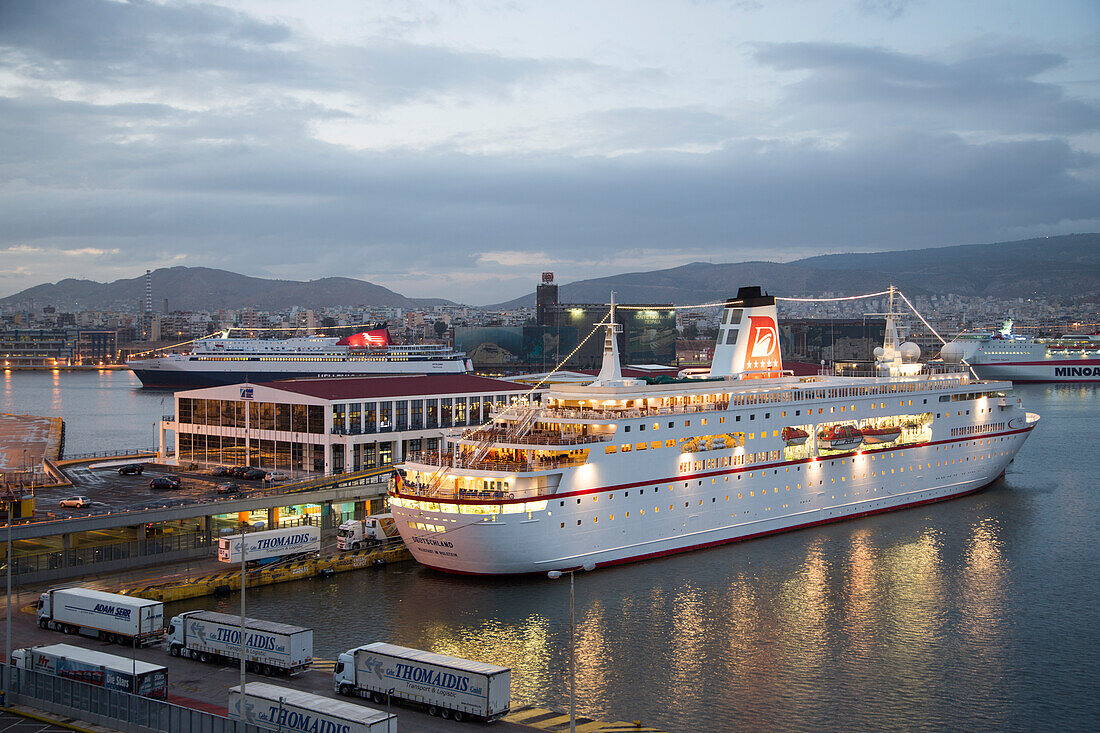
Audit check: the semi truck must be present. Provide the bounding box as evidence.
[12,643,169,698]
[218,525,320,565]
[229,682,396,733]
[336,514,400,551]
[165,610,313,675]
[334,642,511,722]
[35,587,165,647]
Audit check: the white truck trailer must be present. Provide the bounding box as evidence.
[12,643,169,698]
[337,514,399,551]
[334,642,511,722]
[229,682,396,733]
[35,587,164,647]
[166,610,313,675]
[218,525,320,565]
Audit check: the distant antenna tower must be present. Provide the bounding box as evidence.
[144,269,153,314]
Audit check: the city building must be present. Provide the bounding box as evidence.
[456,302,676,372]
[160,374,536,475]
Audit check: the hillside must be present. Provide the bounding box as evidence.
[0,267,454,312]
[493,234,1100,307]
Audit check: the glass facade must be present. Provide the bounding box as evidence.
[174,389,526,473]
[178,398,324,434]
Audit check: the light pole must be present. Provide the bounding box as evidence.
[240,529,247,703]
[548,562,595,733]
[5,501,12,704]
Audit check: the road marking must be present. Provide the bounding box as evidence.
[503,705,665,732]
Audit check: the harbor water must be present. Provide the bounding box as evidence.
[3,370,1098,731]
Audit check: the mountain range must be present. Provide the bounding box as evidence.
[0,267,454,312]
[1,234,1096,312]
[492,234,1100,307]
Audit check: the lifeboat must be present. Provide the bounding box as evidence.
[781,427,809,446]
[817,424,863,451]
[861,425,902,444]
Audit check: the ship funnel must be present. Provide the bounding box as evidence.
[709,286,783,379]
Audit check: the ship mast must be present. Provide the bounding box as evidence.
[592,292,624,385]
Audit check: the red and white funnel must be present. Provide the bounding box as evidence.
[709,286,783,379]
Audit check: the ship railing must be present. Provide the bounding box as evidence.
[399,481,552,502]
[541,375,977,421]
[544,403,726,420]
[404,451,584,474]
[455,428,608,447]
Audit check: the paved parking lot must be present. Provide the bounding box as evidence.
[36,463,278,521]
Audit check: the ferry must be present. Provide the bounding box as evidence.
[939,321,1100,383]
[128,328,472,388]
[391,287,1039,575]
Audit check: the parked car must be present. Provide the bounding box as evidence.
[242,468,267,481]
[228,466,250,478]
[211,466,231,477]
[264,471,291,483]
[117,463,144,476]
[149,476,181,490]
[216,481,241,494]
[59,496,91,508]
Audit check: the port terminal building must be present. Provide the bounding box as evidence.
[159,374,535,475]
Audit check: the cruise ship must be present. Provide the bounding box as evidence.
[391,287,1039,575]
[128,328,472,388]
[939,322,1100,382]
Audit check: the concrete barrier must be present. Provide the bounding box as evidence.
[119,544,414,602]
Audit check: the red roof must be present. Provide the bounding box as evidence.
[256,374,532,401]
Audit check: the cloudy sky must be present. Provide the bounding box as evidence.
[1,0,1097,305]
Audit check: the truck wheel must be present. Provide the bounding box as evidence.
[441,709,451,720]
[170,646,180,657]
[371,691,384,704]
[453,711,465,722]
[352,542,361,551]
[98,631,108,641]
[200,652,211,663]
[428,706,439,716]
[338,684,352,696]
[39,619,49,629]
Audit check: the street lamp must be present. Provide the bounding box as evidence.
[548,561,595,733]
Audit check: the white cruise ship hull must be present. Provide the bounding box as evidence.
[128,355,470,389]
[392,389,1038,575]
[969,359,1100,383]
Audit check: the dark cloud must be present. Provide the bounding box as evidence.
[754,42,1100,135]
[0,0,597,104]
[1,97,1094,302]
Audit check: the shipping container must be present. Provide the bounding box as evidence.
[36,587,164,647]
[218,526,320,564]
[12,644,168,698]
[335,642,510,722]
[229,682,396,733]
[166,610,312,675]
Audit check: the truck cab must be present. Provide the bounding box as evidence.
[333,648,361,696]
[336,514,397,551]
[35,593,50,626]
[165,614,185,654]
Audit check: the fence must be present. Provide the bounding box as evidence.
[2,666,267,733]
[61,449,156,461]
[12,531,212,578]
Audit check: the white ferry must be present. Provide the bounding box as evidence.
[128,328,472,388]
[940,321,1100,383]
[391,287,1039,575]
